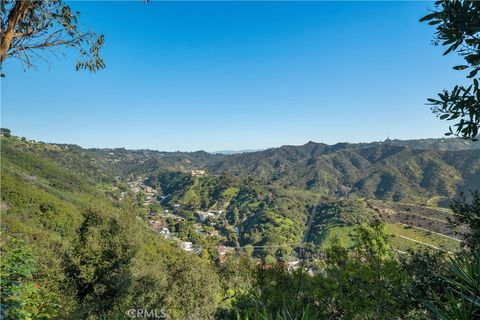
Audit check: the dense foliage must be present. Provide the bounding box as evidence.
[0,136,223,319]
[450,191,480,255]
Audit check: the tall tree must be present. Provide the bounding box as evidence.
[321,222,409,319]
[450,191,480,256]
[421,0,480,141]
[0,236,60,320]
[0,0,105,74]
[63,205,137,318]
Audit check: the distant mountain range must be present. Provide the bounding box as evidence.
[209,138,480,155]
[19,137,480,203]
[350,138,480,151]
[205,141,479,202]
[1,135,478,256]
[211,149,265,155]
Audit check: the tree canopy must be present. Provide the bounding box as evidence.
[421,0,480,141]
[0,0,105,74]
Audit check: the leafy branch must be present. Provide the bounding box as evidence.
[421,0,480,140]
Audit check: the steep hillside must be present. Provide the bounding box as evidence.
[206,143,480,202]
[0,136,224,319]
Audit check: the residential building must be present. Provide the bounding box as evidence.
[217,246,235,263]
[180,241,193,252]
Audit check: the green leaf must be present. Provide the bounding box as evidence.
[453,65,469,71]
[419,12,439,22]
[465,54,480,66]
[468,68,479,78]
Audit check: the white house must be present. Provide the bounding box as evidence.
[197,211,215,222]
[179,241,193,252]
[159,227,170,238]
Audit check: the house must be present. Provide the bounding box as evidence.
[197,210,223,223]
[180,241,193,252]
[197,211,207,222]
[208,230,219,237]
[159,227,170,238]
[217,246,235,263]
[279,259,302,271]
[197,211,215,222]
[194,224,205,234]
[193,246,203,255]
[144,186,156,194]
[191,169,206,176]
[286,260,301,271]
[307,268,316,276]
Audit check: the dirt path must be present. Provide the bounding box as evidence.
[399,223,461,241]
[396,235,453,253]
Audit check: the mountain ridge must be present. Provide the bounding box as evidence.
[4,134,479,203]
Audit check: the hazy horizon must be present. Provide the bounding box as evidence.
[6,132,470,154]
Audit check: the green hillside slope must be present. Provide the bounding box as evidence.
[0,136,223,319]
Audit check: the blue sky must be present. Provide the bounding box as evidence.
[1,1,466,151]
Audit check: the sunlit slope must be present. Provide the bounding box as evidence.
[310,200,461,253]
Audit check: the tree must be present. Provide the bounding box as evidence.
[419,190,480,319]
[63,205,137,318]
[421,0,480,140]
[449,191,480,255]
[243,244,254,257]
[0,236,60,320]
[0,0,107,74]
[320,223,409,319]
[217,256,255,308]
[233,222,410,319]
[400,248,449,312]
[0,127,11,137]
[162,252,221,319]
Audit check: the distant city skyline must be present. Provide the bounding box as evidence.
[1,1,466,151]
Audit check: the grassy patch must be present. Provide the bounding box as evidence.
[385,223,459,252]
[317,225,356,250]
[222,187,240,199]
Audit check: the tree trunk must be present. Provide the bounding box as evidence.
[0,1,30,63]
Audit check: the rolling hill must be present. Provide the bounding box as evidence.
[205,141,480,203]
[2,135,478,256]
